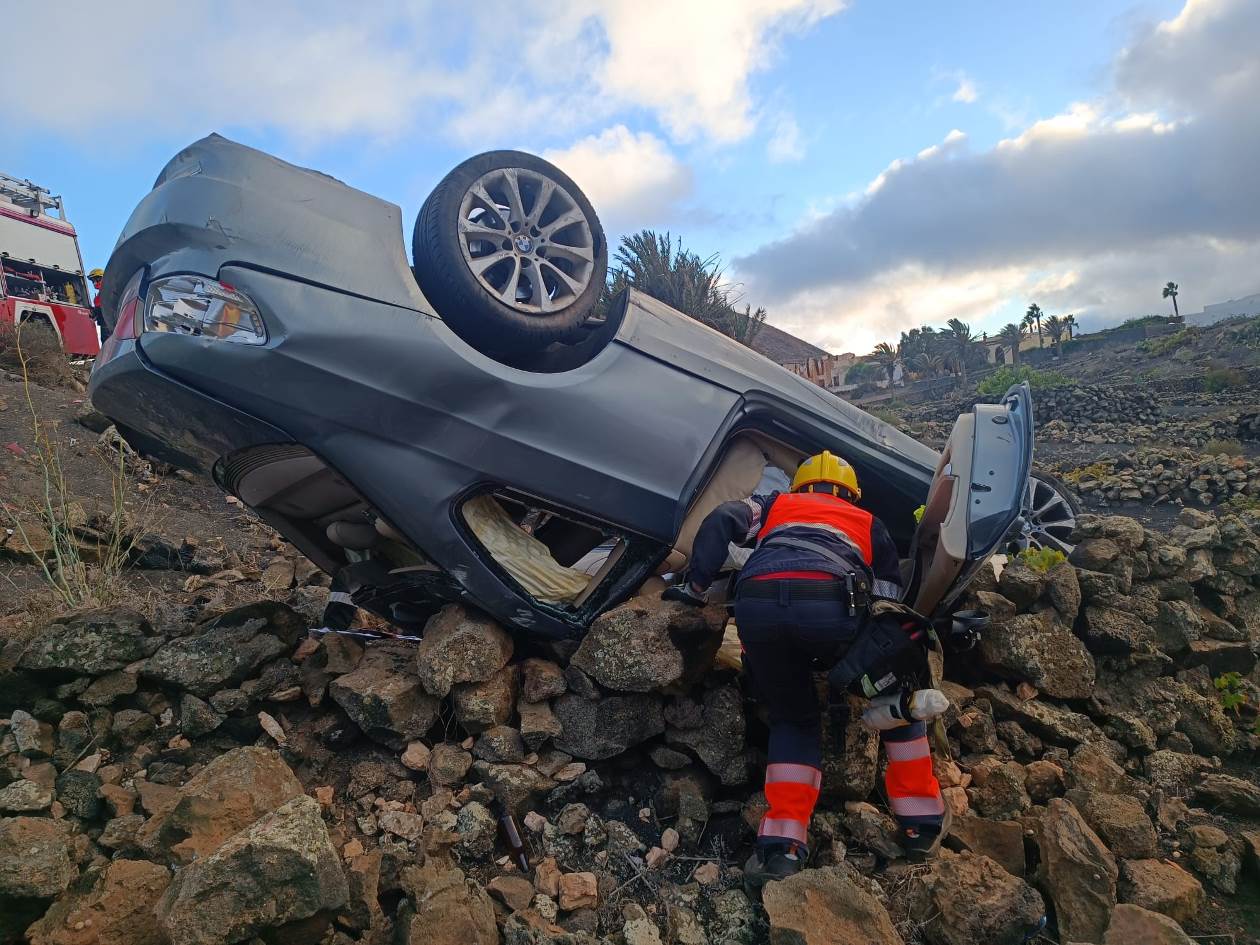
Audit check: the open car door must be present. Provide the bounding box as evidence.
[908,383,1034,617]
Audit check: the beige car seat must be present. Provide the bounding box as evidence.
[661,433,806,574]
[462,494,591,604]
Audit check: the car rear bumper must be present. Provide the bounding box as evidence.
[89,338,293,474]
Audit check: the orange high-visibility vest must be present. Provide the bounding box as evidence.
[756,493,875,564]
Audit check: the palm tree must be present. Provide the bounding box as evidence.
[1064,313,1078,339]
[601,230,767,346]
[1163,282,1180,319]
[910,352,945,379]
[871,342,900,384]
[997,322,1024,366]
[943,317,974,384]
[1026,303,1044,347]
[730,303,768,347]
[1044,315,1067,358]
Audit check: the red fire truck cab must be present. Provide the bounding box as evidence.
[1,171,100,357]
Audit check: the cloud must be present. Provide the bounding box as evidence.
[952,75,979,104]
[0,1,451,142]
[0,0,845,151]
[594,0,845,143]
[767,113,806,163]
[543,126,693,234]
[735,0,1260,348]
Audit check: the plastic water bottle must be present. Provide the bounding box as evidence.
[861,689,950,730]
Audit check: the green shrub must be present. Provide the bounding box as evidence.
[1204,437,1244,457]
[1017,547,1067,572]
[1118,315,1169,330]
[976,365,1070,397]
[1214,672,1248,714]
[1223,316,1260,348]
[1063,461,1113,484]
[1226,493,1260,512]
[1203,367,1245,393]
[1138,327,1200,357]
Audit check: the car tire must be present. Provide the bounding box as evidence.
[412,150,608,352]
[1022,469,1081,555]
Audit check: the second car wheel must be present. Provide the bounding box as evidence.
[412,150,608,352]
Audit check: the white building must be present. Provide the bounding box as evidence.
[1189,291,1260,327]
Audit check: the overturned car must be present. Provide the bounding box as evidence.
[89,135,1074,638]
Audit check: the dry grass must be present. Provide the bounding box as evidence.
[1204,437,1245,457]
[0,318,78,390]
[1,330,149,611]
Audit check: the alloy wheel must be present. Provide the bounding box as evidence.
[457,168,597,315]
[1019,474,1078,555]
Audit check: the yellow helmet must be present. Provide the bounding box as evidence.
[88,268,104,280]
[791,450,861,499]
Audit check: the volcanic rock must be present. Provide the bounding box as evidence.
[570,595,723,692]
[452,664,518,733]
[0,816,75,899]
[762,865,903,945]
[0,777,53,813]
[945,816,1026,876]
[665,684,749,784]
[553,692,665,759]
[395,860,498,945]
[978,612,1095,699]
[979,685,1102,746]
[1195,773,1260,815]
[1032,798,1118,945]
[136,745,304,864]
[26,859,171,945]
[519,699,563,750]
[155,794,347,945]
[1102,904,1194,945]
[910,851,1045,945]
[19,609,161,676]
[415,605,514,698]
[143,616,288,697]
[1077,793,1157,858]
[1118,859,1205,924]
[520,658,566,702]
[329,640,439,747]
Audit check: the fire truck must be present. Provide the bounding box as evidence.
[1,170,100,357]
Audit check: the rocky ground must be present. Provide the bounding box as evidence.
[2,507,1259,944]
[1,331,1259,944]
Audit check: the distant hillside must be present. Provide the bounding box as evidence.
[750,323,830,364]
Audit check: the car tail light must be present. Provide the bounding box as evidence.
[143,275,266,345]
[111,269,146,340]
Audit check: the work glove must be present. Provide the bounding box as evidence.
[662,581,707,607]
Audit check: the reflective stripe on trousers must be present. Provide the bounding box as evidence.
[881,720,944,826]
[759,762,822,847]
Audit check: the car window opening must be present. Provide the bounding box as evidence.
[462,492,627,607]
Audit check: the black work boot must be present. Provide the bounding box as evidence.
[743,844,805,896]
[901,806,952,863]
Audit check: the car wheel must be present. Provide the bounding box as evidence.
[1018,470,1080,555]
[413,150,608,352]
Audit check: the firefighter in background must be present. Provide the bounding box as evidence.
[664,451,949,890]
[88,268,105,333]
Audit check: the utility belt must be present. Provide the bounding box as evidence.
[737,574,872,615]
[738,533,873,617]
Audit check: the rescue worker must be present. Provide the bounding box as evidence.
[88,268,105,333]
[664,450,948,890]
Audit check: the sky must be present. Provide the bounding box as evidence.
[5,0,1257,355]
